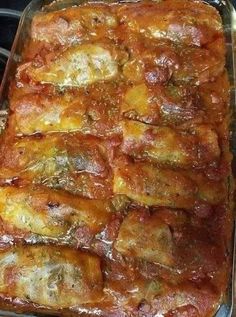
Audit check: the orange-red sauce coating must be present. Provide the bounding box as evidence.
[0,0,233,316]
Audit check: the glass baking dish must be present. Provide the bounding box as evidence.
[0,0,235,316]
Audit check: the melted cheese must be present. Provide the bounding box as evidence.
[0,246,103,308]
[29,44,118,87]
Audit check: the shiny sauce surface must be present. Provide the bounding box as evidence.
[0,0,233,316]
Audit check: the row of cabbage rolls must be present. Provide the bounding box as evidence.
[0,1,232,316]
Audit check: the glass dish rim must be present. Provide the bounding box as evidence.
[0,0,235,316]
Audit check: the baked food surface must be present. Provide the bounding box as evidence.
[0,0,233,316]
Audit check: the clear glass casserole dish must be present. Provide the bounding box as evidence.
[0,0,235,316]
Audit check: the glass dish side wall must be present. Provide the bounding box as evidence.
[205,1,236,316]
[0,0,235,316]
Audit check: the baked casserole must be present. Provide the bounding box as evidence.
[0,0,233,316]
